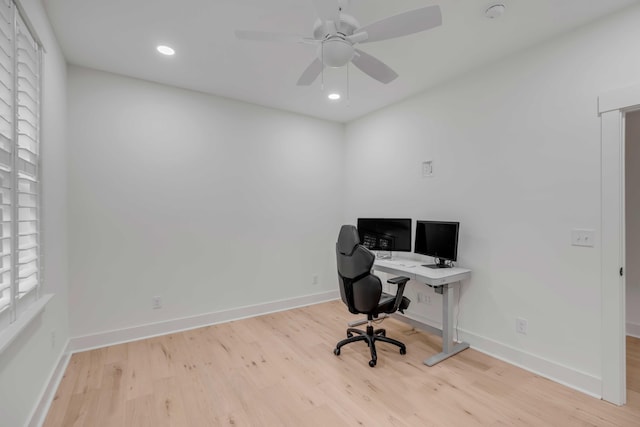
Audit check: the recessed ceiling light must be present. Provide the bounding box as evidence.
[328,93,341,100]
[485,4,505,19]
[157,45,175,56]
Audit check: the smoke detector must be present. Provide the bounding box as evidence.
[485,4,506,19]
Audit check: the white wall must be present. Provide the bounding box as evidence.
[0,0,68,426]
[344,4,640,394]
[626,110,640,338]
[67,66,344,338]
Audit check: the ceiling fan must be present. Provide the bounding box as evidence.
[235,0,442,86]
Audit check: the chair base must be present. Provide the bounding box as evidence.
[334,323,406,367]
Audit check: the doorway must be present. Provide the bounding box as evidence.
[626,110,640,398]
[599,84,640,405]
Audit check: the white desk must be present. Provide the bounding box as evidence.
[373,258,471,366]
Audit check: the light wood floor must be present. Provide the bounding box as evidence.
[44,301,640,426]
[629,336,640,396]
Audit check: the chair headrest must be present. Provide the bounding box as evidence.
[337,225,361,256]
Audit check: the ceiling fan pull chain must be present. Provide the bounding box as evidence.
[321,43,325,90]
[347,62,350,106]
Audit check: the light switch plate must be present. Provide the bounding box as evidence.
[422,160,433,177]
[571,229,595,247]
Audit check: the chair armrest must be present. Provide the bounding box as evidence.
[387,276,411,313]
[387,276,410,286]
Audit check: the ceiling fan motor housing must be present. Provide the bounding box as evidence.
[313,13,360,68]
[312,14,360,39]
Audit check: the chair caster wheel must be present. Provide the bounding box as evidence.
[334,348,340,356]
[400,348,406,355]
[369,360,376,367]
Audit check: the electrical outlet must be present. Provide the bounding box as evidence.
[152,296,162,310]
[571,229,595,247]
[312,275,319,285]
[417,293,432,304]
[516,318,528,335]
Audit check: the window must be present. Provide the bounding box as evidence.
[0,0,42,332]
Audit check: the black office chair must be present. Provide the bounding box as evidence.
[333,225,411,367]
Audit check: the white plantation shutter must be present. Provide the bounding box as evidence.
[14,8,40,319]
[0,0,41,330]
[0,0,14,325]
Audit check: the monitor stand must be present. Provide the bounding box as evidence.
[422,259,451,269]
[376,250,392,260]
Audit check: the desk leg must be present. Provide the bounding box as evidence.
[424,283,470,366]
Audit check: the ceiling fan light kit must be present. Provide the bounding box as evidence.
[235,1,442,86]
[320,37,354,67]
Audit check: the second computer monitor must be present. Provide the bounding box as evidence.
[415,220,459,268]
[357,218,412,252]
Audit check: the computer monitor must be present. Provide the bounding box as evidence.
[356,218,412,253]
[414,220,459,268]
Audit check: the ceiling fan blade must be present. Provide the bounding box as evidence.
[357,5,442,44]
[351,49,398,84]
[346,31,368,44]
[297,58,325,86]
[235,30,316,44]
[310,0,340,24]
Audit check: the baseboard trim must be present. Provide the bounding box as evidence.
[627,321,640,339]
[28,341,71,427]
[458,328,601,398]
[68,290,339,353]
[392,314,601,398]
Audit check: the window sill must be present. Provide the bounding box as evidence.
[0,294,53,355]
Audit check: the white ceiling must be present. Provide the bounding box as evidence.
[44,0,638,123]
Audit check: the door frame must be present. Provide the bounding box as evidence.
[599,83,640,405]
